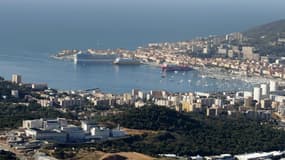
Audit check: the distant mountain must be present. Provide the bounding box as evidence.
[243,19,285,56]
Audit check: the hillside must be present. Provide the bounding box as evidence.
[244,19,285,42]
[110,106,201,131]
[60,106,285,156]
[243,19,285,56]
[73,151,155,160]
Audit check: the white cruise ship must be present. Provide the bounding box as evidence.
[74,52,117,63]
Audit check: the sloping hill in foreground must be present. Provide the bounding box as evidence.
[89,106,285,156]
[54,106,285,157]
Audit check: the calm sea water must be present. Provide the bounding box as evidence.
[0,0,285,93]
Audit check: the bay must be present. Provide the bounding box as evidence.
[0,0,284,93]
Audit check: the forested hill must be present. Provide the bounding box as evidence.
[243,19,285,56]
[110,106,202,131]
[97,106,285,156]
[244,19,285,42]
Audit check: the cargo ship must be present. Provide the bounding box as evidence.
[74,52,117,63]
[113,57,141,65]
[161,64,193,72]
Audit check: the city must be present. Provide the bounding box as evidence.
[1,0,285,160]
[54,30,285,81]
[2,69,285,159]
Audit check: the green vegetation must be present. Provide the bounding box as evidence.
[63,106,285,156]
[0,150,18,160]
[244,19,285,56]
[244,20,285,43]
[0,80,32,102]
[109,106,201,131]
[52,149,76,159]
[0,102,74,129]
[0,79,75,129]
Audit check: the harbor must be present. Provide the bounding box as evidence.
[0,49,253,93]
[49,48,276,91]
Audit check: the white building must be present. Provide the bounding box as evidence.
[203,47,209,54]
[43,118,67,130]
[25,129,67,143]
[146,93,151,101]
[23,119,43,129]
[37,99,54,107]
[260,83,269,97]
[260,99,272,109]
[270,80,277,92]
[155,99,170,107]
[242,46,255,60]
[214,99,222,107]
[138,91,145,100]
[217,47,227,54]
[90,127,110,139]
[131,89,139,97]
[135,100,145,108]
[271,95,285,103]
[81,121,97,133]
[168,95,179,103]
[12,74,22,84]
[196,92,210,98]
[253,87,261,102]
[11,90,19,98]
[243,91,253,99]
[32,83,48,90]
[61,125,86,142]
[58,97,82,107]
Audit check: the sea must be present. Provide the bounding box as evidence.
[0,0,285,93]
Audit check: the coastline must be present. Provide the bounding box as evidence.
[50,50,279,88]
[195,66,272,86]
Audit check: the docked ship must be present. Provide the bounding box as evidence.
[161,64,193,72]
[113,57,141,65]
[74,52,117,63]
